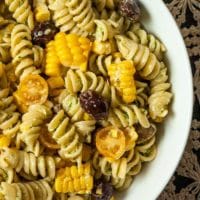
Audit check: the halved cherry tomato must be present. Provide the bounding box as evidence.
[96,126,126,160]
[17,74,48,106]
[39,127,60,150]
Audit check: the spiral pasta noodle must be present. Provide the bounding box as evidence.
[94,19,119,42]
[127,23,166,60]
[116,35,162,80]
[32,45,44,67]
[0,88,21,138]
[0,148,57,180]
[136,135,157,162]
[65,69,110,99]
[0,0,173,197]
[92,149,141,190]
[48,109,83,162]
[5,0,34,30]
[101,104,150,128]
[59,91,96,140]
[66,0,95,34]
[20,104,52,156]
[0,179,53,200]
[111,175,133,191]
[135,80,149,108]
[148,62,173,122]
[11,24,40,80]
[93,0,119,11]
[49,0,88,37]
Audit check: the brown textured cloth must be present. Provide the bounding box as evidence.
[158,1,200,200]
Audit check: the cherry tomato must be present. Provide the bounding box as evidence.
[39,127,60,150]
[96,127,126,160]
[17,74,48,106]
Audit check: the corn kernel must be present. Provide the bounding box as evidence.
[0,135,11,148]
[47,77,64,89]
[35,5,50,22]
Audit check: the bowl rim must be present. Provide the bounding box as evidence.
[155,0,194,198]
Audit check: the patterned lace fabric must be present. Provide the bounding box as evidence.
[158,0,200,200]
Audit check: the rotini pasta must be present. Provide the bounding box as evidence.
[32,45,44,67]
[148,62,173,122]
[59,91,96,139]
[93,0,119,11]
[136,135,157,162]
[65,69,110,99]
[127,23,166,60]
[0,88,21,138]
[0,179,53,200]
[11,24,40,80]
[116,35,162,80]
[5,0,34,30]
[49,0,88,37]
[66,0,95,34]
[0,0,173,198]
[0,148,57,180]
[101,104,150,128]
[135,80,149,108]
[19,104,52,156]
[48,110,83,162]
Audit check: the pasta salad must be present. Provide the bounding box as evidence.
[0,0,173,199]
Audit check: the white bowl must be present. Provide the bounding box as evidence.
[118,1,193,199]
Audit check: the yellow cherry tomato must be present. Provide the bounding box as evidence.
[17,74,48,106]
[96,127,126,160]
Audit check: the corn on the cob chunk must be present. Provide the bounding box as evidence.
[54,33,92,71]
[55,162,93,194]
[45,41,61,77]
[107,60,136,103]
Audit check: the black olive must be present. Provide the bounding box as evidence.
[80,90,109,120]
[119,0,141,22]
[32,21,58,47]
[92,180,114,200]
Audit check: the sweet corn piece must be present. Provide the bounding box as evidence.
[35,5,50,22]
[45,41,61,76]
[0,135,11,148]
[54,33,92,71]
[47,77,64,89]
[92,40,112,55]
[108,60,136,103]
[55,163,93,194]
